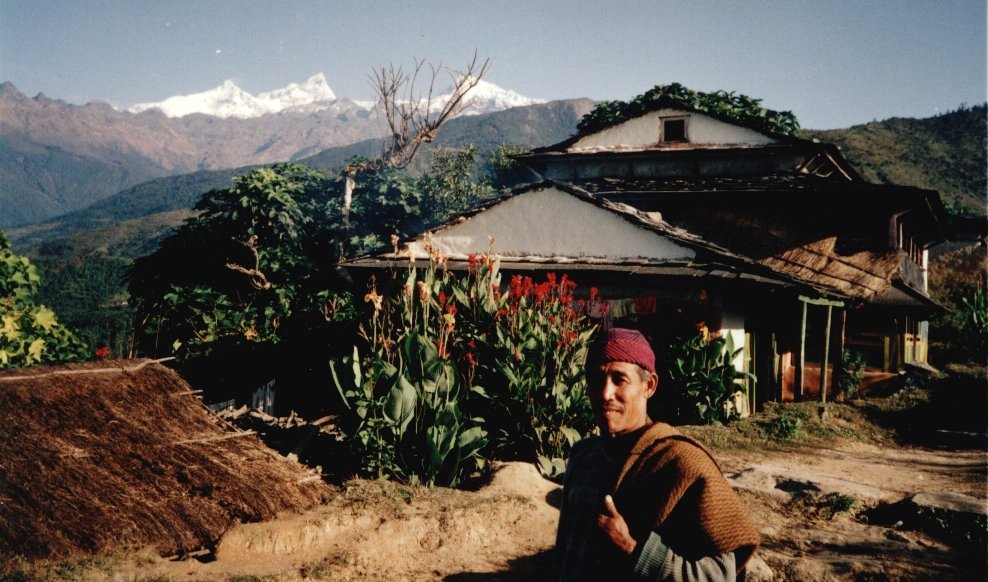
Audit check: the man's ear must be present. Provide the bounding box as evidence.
[645,372,658,398]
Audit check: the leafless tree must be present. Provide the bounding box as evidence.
[339,52,491,256]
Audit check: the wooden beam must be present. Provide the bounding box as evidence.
[835,309,847,398]
[798,295,845,308]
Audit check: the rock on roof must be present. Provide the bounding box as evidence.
[0,359,332,565]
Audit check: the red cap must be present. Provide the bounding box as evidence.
[587,328,655,373]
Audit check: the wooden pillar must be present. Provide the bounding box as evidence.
[797,300,808,400]
[820,305,833,404]
[834,309,847,397]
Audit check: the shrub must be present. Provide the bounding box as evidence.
[957,287,988,356]
[331,242,597,486]
[0,230,89,369]
[836,349,867,401]
[820,492,858,520]
[661,333,754,425]
[766,411,803,442]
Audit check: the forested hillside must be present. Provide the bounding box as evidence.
[8,98,594,257]
[805,104,986,217]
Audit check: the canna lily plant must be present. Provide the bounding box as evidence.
[331,239,598,486]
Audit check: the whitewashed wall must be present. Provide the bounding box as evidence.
[572,109,779,150]
[405,186,696,262]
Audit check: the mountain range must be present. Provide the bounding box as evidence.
[0,76,547,228]
[1,75,985,257]
[127,73,544,119]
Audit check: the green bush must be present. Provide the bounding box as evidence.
[765,411,803,442]
[331,244,597,486]
[577,83,802,137]
[957,287,988,355]
[661,333,754,425]
[820,492,858,520]
[0,230,89,368]
[836,349,867,401]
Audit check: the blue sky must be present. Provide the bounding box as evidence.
[1,0,985,129]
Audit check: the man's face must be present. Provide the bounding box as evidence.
[587,361,657,438]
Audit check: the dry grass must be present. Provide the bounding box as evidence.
[682,366,985,455]
[0,359,332,569]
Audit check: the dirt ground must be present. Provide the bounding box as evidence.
[12,390,987,581]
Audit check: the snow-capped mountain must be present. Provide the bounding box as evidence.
[441,77,546,115]
[128,73,337,118]
[126,74,542,119]
[1,75,594,228]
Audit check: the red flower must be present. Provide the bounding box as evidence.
[534,281,551,303]
[509,274,523,299]
[467,253,479,271]
[95,346,110,359]
[438,291,448,306]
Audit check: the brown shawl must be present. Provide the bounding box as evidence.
[610,422,760,571]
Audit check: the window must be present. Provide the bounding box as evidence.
[661,116,688,142]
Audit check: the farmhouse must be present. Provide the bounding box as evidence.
[346,86,951,411]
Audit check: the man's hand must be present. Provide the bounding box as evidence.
[596,494,637,555]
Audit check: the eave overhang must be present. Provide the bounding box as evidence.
[342,181,847,302]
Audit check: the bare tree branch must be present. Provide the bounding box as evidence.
[362,51,491,173]
[337,52,490,263]
[226,235,271,290]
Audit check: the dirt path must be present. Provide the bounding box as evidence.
[719,443,986,580]
[105,439,985,581]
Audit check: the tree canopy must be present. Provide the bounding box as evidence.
[127,149,494,369]
[0,230,89,369]
[576,82,802,138]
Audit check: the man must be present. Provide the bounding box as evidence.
[553,328,759,581]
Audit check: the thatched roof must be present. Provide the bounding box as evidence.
[0,359,332,566]
[760,237,904,300]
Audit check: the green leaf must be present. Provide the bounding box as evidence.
[536,455,567,479]
[329,348,362,410]
[559,426,582,446]
[456,426,487,461]
[384,375,417,436]
[27,338,45,362]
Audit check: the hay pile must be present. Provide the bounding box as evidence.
[0,359,333,566]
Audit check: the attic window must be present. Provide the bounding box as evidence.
[660,116,689,142]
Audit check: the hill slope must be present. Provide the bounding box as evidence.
[0,80,566,229]
[9,99,594,256]
[0,82,385,227]
[805,104,987,217]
